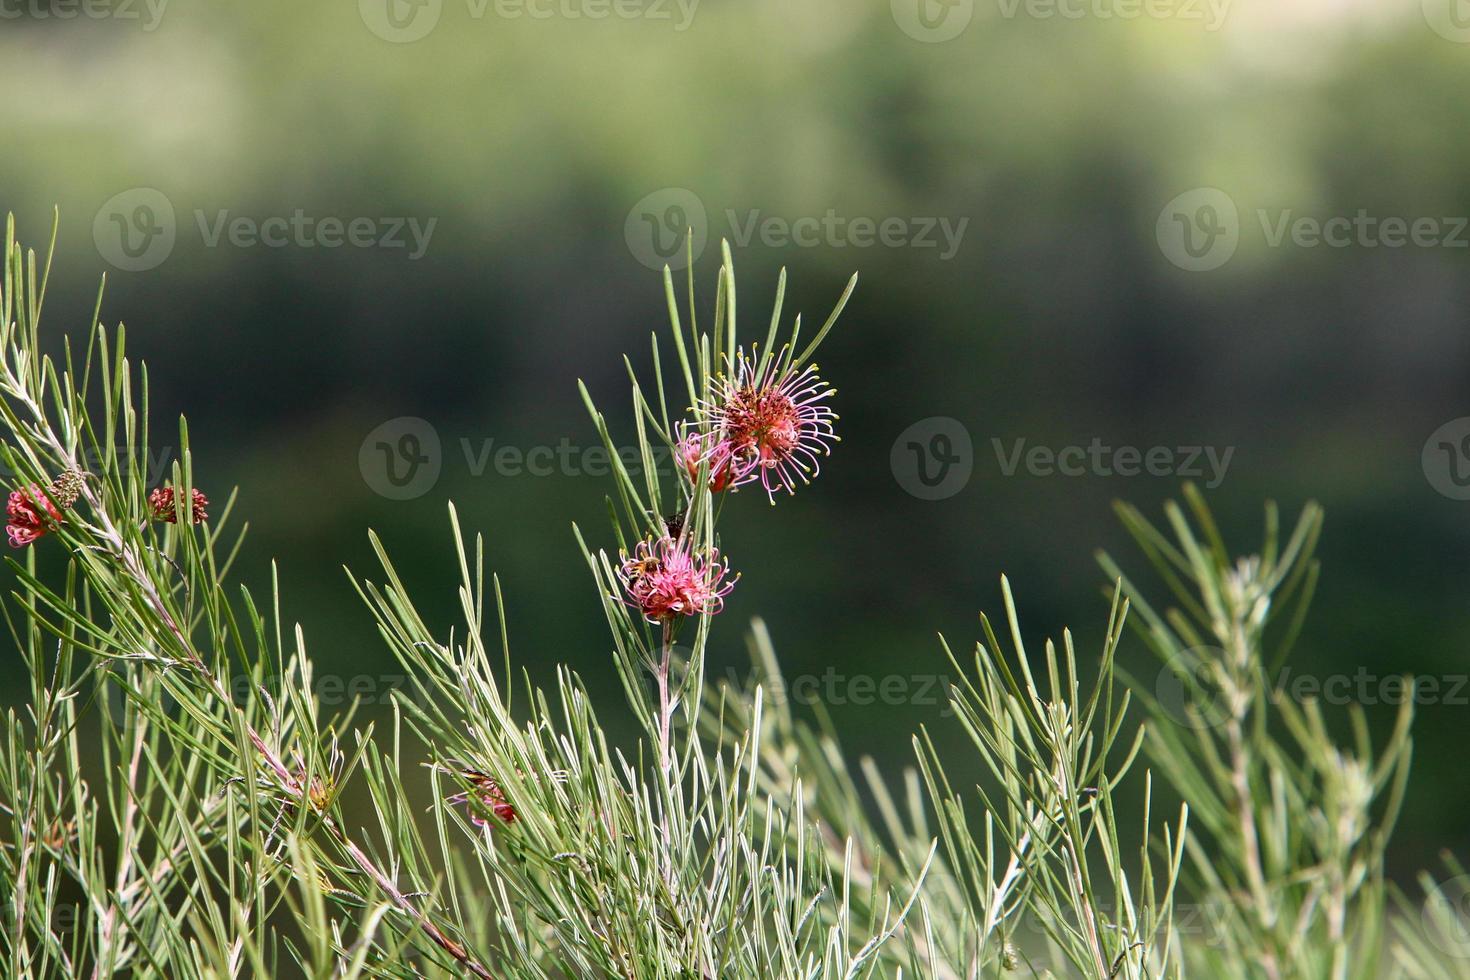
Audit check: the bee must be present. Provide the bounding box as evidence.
[626,554,663,579]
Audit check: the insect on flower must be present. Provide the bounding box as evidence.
[691,347,838,502]
[617,533,736,623]
[149,486,209,524]
[447,770,518,827]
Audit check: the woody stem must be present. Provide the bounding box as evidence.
[657,619,674,773]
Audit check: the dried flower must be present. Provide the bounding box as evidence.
[694,348,838,501]
[41,817,77,850]
[149,486,209,524]
[618,533,736,623]
[6,484,63,548]
[48,470,84,509]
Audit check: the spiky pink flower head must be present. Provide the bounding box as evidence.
[696,348,838,502]
[6,484,63,548]
[674,423,744,493]
[149,486,208,524]
[618,533,736,623]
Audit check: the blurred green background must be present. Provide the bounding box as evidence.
[2,0,1467,883]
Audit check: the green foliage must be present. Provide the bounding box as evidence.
[1099,488,1414,980]
[0,217,1462,978]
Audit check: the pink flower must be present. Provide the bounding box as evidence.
[6,485,62,548]
[694,349,838,501]
[149,486,209,524]
[618,534,737,623]
[674,424,743,493]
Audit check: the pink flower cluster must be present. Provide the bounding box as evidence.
[6,471,83,548]
[618,351,839,623]
[676,349,838,502]
[6,485,64,548]
[6,476,213,549]
[149,486,209,524]
[618,533,736,624]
